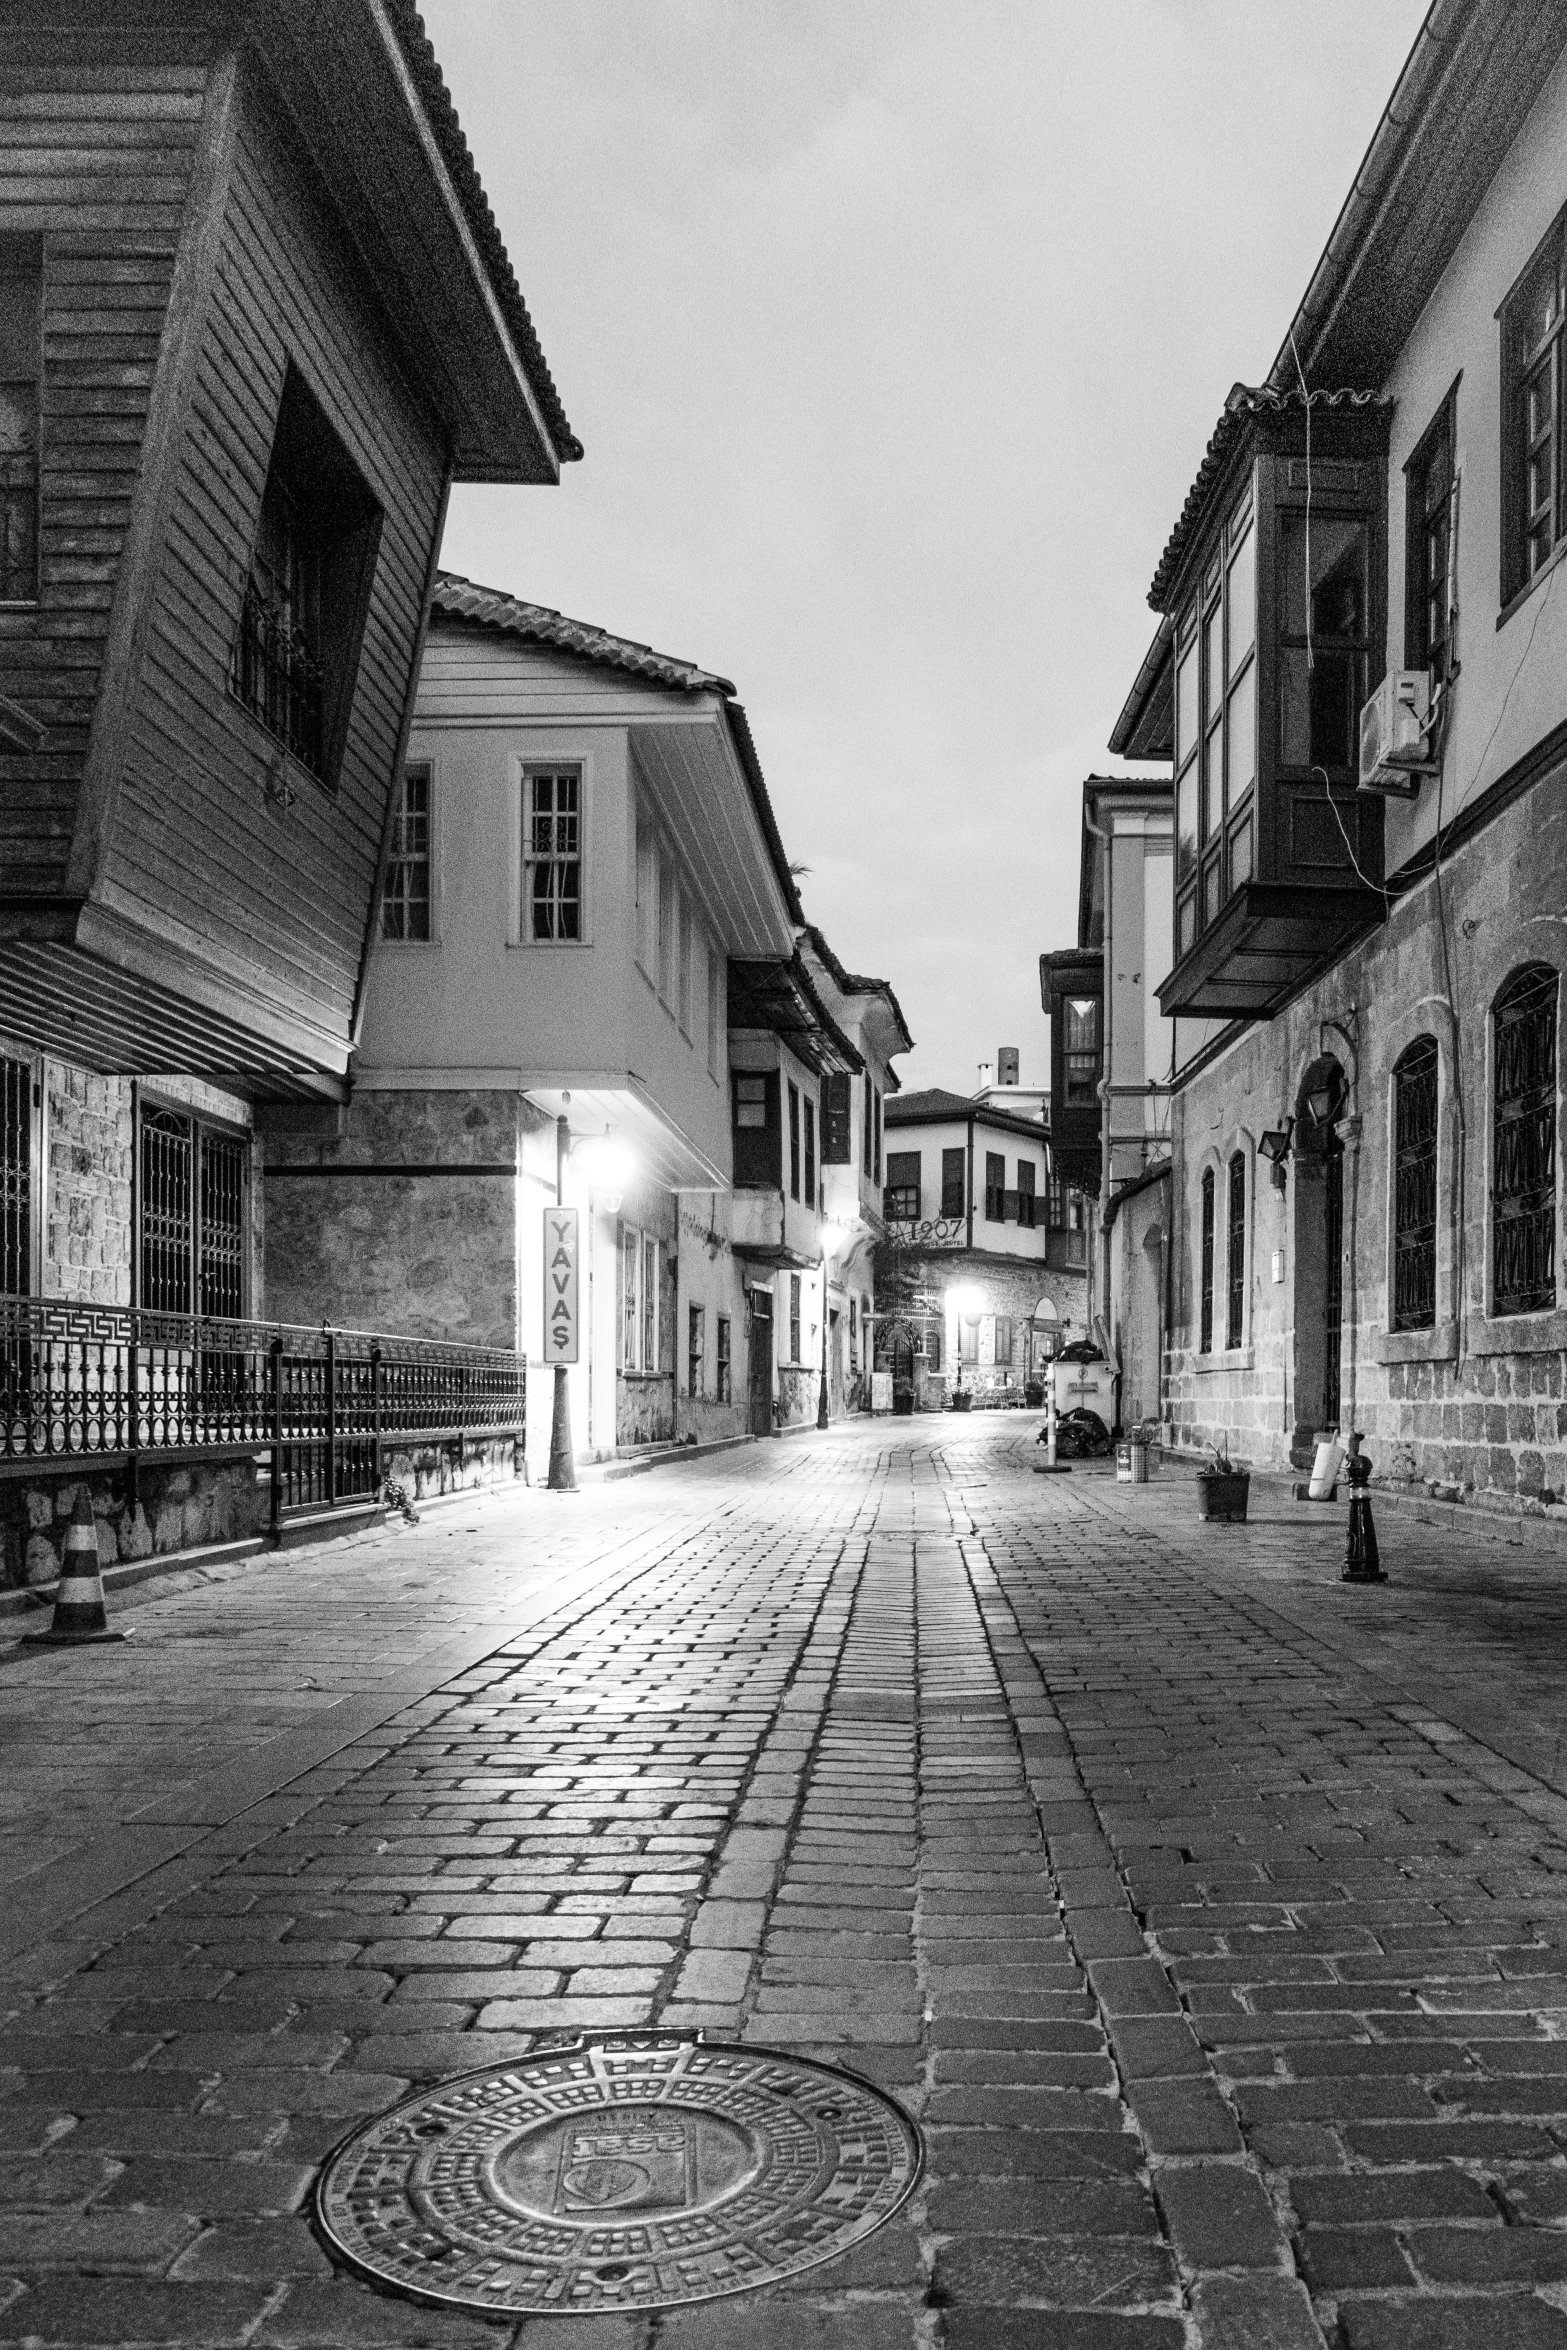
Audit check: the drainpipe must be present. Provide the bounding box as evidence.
[1084,808,1112,1337]
[965,1114,975,1253]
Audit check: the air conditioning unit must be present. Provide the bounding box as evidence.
[1358,670,1434,795]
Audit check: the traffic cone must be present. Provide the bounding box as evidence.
[22,1489,130,1646]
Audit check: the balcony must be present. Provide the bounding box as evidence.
[0,1297,525,1532]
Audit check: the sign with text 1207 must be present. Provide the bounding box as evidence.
[544,1208,580,1365]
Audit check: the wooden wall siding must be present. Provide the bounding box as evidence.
[99,64,448,1050]
[0,39,208,895]
[416,628,702,727]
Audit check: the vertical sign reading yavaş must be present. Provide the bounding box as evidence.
[544,1208,580,1365]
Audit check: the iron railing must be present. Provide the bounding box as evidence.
[0,1296,525,1532]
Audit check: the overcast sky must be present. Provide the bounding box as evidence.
[427,0,1429,1094]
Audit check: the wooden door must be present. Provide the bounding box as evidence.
[747,1291,773,1437]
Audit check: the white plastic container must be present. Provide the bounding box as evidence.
[1116,1440,1149,1484]
[1308,1434,1344,1500]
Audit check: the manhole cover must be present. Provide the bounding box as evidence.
[316,2032,921,2315]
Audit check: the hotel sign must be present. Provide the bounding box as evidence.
[544,1207,580,1365]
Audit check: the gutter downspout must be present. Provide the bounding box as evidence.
[965,1114,975,1254]
[1084,808,1112,1339]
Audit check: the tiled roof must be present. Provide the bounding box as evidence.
[431,574,727,691]
[385,2,581,464]
[887,1089,1050,1146]
[428,574,803,927]
[1147,385,1391,612]
[802,925,915,1059]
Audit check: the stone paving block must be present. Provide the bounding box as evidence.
[653,2303,917,2348]
[940,2314,1185,2349]
[0,2277,272,2344]
[674,1950,752,2002]
[1126,2079,1243,2154]
[0,2209,201,2270]
[933,2232,1178,2308]
[1296,2223,1416,2289]
[1337,2297,1567,2349]
[169,2215,332,2278]
[1152,2163,1285,2268]
[1189,2273,1326,2350]
[257,2278,525,2345]
[930,2128,1143,2179]
[925,2177,1160,2238]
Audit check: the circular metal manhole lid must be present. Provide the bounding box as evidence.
[315,2032,922,2316]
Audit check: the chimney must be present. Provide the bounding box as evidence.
[997,1046,1019,1087]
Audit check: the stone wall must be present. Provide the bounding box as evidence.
[44,1066,133,1305]
[1161,757,1567,1514]
[258,1090,532,1347]
[1,1457,265,1590]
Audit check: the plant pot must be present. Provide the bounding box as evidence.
[1196,1470,1249,1523]
[951,1390,972,1413]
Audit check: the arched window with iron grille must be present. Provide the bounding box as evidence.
[1492,965,1558,1317]
[1199,1167,1215,1353]
[1226,1152,1246,1348]
[1392,1036,1438,1331]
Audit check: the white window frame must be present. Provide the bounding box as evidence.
[380,755,438,946]
[515,758,590,948]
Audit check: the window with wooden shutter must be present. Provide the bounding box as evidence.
[884,1151,920,1222]
[822,1073,851,1164]
[789,1273,802,1364]
[1016,1160,1037,1229]
[941,1148,966,1221]
[984,1152,1005,1222]
[1199,1167,1215,1353]
[1392,1036,1438,1332]
[0,239,41,605]
[732,1072,780,1188]
[804,1097,816,1207]
[1492,965,1557,1316]
[788,1083,801,1200]
[1226,1152,1246,1348]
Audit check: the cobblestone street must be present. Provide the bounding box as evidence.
[11,1423,1567,2346]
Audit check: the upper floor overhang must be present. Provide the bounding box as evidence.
[246,0,578,482]
[521,1076,726,1192]
[727,954,864,1077]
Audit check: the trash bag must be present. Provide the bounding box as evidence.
[1054,1408,1112,1459]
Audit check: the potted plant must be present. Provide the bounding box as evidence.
[1196,1446,1250,1523]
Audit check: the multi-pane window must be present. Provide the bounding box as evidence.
[622,1227,639,1367]
[1279,509,1370,779]
[1046,1168,1067,1228]
[1225,1151,1246,1349]
[1064,998,1101,1105]
[0,240,41,604]
[823,1073,852,1164]
[139,1104,248,1319]
[1199,1166,1215,1354]
[1492,965,1557,1317]
[1017,1160,1037,1229]
[1175,491,1256,957]
[381,762,431,940]
[1392,1036,1439,1332]
[1405,394,1455,677]
[789,1273,802,1364]
[732,1071,778,1188]
[941,1147,966,1220]
[804,1098,816,1208]
[2,1054,31,1294]
[995,1315,1014,1367]
[687,1304,704,1398]
[984,1151,1005,1222]
[1503,210,1567,603]
[788,1082,801,1200]
[715,1314,732,1404]
[522,767,582,941]
[884,1150,920,1222]
[642,1234,659,1371]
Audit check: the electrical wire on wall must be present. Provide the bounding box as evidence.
[1427,463,1468,1370]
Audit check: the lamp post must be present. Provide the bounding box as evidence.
[817,1224,848,1430]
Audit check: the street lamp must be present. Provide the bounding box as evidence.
[817,1223,849,1429]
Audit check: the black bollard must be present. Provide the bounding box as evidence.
[1342,1431,1386,1584]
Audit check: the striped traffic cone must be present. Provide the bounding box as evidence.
[22,1489,130,1646]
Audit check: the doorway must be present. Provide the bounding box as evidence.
[746,1288,774,1437]
[1290,1052,1347,1460]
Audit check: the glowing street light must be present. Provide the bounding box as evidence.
[817,1223,851,1430]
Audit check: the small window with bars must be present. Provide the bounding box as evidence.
[381,761,432,941]
[2,1052,34,1295]
[522,766,582,941]
[1199,1166,1215,1354]
[1492,965,1558,1317]
[139,1102,249,1319]
[716,1314,732,1403]
[1226,1151,1246,1348]
[687,1303,704,1398]
[1392,1036,1439,1332]
[789,1272,802,1364]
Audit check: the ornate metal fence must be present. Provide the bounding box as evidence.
[0,1296,526,1531]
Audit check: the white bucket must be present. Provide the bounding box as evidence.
[1308,1435,1344,1500]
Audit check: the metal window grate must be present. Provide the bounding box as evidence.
[141,1108,193,1314]
[1493,965,1558,1316]
[1199,1168,1214,1353]
[231,575,325,777]
[1393,1037,1438,1331]
[382,764,431,940]
[200,1133,247,1321]
[1226,1152,1246,1348]
[1,1055,28,1297]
